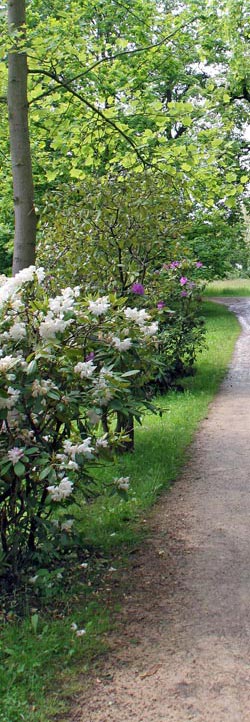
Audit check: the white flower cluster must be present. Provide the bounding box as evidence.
[0,355,20,373]
[0,266,44,308]
[48,286,79,315]
[95,434,109,449]
[71,622,86,637]
[124,307,158,337]
[0,386,20,410]
[114,476,130,491]
[141,322,158,336]
[51,435,97,475]
[9,322,26,341]
[124,307,150,325]
[88,296,110,316]
[61,518,74,532]
[39,317,73,339]
[47,477,73,501]
[39,287,80,340]
[7,447,24,464]
[74,360,97,378]
[32,378,56,397]
[92,367,113,406]
[112,336,132,351]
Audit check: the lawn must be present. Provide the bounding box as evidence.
[205,278,250,296]
[0,299,241,722]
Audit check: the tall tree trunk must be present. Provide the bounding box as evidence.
[8,0,36,275]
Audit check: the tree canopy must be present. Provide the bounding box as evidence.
[0,0,249,273]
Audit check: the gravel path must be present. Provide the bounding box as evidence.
[72,298,250,722]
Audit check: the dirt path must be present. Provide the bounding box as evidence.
[72,298,250,722]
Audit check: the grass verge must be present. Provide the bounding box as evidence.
[205,278,250,296]
[0,300,240,722]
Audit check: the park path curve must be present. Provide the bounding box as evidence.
[72,298,250,722]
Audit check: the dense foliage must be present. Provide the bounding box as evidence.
[0,260,204,575]
[1,0,249,273]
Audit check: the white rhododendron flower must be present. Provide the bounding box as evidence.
[95,435,109,449]
[74,360,97,378]
[7,447,24,464]
[63,437,94,459]
[124,307,150,325]
[67,460,79,470]
[114,476,130,491]
[112,336,132,351]
[0,266,42,307]
[31,379,55,398]
[141,322,158,336]
[0,355,19,372]
[9,322,26,341]
[15,266,37,284]
[0,387,20,410]
[88,296,110,316]
[39,317,73,339]
[36,267,46,283]
[61,518,74,532]
[47,478,74,501]
[49,287,78,315]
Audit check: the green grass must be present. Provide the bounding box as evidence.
[205,278,250,296]
[0,300,241,722]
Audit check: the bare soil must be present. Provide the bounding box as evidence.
[71,298,250,722]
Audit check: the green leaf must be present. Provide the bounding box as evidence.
[39,466,53,481]
[26,360,38,375]
[14,462,26,477]
[31,613,39,634]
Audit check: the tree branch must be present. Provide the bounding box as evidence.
[28,68,149,166]
[58,17,199,87]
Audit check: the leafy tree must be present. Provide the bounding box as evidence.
[7,0,36,273]
[1,0,249,272]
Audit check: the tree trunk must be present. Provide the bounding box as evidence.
[7,0,36,275]
[116,412,134,452]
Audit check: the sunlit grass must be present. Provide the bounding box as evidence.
[0,300,241,722]
[205,278,250,296]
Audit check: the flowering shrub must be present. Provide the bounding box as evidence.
[0,267,159,574]
[127,259,206,393]
[151,258,206,388]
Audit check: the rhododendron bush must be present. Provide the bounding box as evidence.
[0,267,159,573]
[129,257,206,391]
[150,258,206,387]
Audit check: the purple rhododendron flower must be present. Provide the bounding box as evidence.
[180,276,188,286]
[196,261,203,268]
[170,261,181,269]
[85,351,95,361]
[157,301,165,309]
[131,283,145,295]
[181,290,188,297]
